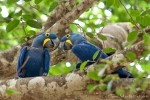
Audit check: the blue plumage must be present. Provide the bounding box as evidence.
[59,33,134,78]
[17,32,59,78]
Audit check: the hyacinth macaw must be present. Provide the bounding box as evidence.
[59,33,134,78]
[16,32,59,78]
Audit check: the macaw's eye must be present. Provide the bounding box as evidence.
[66,34,70,38]
[45,33,50,37]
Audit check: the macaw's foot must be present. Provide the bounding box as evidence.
[42,73,47,76]
[15,76,20,79]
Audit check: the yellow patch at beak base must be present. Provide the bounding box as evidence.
[43,38,50,47]
[66,40,73,45]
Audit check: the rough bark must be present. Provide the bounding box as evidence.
[0,73,150,100]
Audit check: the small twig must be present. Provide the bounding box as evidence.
[15,3,29,13]
[20,16,27,37]
[28,3,49,16]
[17,56,30,76]
[119,0,140,30]
[71,23,87,40]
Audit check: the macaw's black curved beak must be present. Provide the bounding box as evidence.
[59,41,72,53]
[44,37,60,51]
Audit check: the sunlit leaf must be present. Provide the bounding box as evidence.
[107,80,113,91]
[6,20,20,32]
[140,9,150,16]
[80,61,88,72]
[22,15,33,21]
[106,0,115,6]
[87,71,101,81]
[49,2,58,12]
[98,84,107,91]
[92,50,100,60]
[126,52,136,61]
[24,0,31,2]
[14,10,22,16]
[6,89,21,95]
[130,10,140,17]
[143,33,150,45]
[116,87,124,96]
[103,48,116,54]
[35,0,42,4]
[98,66,107,76]
[127,31,138,42]
[86,84,97,93]
[26,20,42,29]
[7,0,19,4]
[98,34,107,40]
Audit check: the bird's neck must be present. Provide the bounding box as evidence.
[31,41,43,49]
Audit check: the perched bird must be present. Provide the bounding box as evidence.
[16,32,59,78]
[59,33,134,78]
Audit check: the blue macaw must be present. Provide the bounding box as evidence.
[16,32,59,78]
[59,33,134,78]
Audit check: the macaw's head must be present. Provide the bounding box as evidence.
[32,32,59,50]
[59,33,86,52]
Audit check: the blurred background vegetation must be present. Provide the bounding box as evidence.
[0,0,149,51]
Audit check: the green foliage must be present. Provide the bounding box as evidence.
[127,31,138,42]
[6,20,20,32]
[48,62,76,75]
[80,60,88,72]
[35,0,42,4]
[98,34,107,40]
[26,20,42,29]
[107,80,113,92]
[103,48,116,54]
[6,89,21,95]
[125,52,136,61]
[7,0,19,4]
[87,71,101,81]
[92,50,100,60]
[86,84,97,93]
[115,87,124,96]
[49,2,58,12]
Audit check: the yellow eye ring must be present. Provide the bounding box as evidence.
[45,33,50,37]
[66,34,70,38]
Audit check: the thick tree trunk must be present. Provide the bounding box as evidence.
[0,72,150,100]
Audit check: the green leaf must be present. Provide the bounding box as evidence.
[126,52,136,61]
[92,50,100,61]
[35,0,42,4]
[87,71,101,81]
[6,20,20,32]
[49,2,58,12]
[140,9,150,16]
[114,0,120,7]
[22,15,33,21]
[116,87,124,96]
[106,0,115,6]
[141,64,150,72]
[86,33,95,38]
[7,0,19,4]
[14,10,22,16]
[143,33,150,44]
[26,20,42,29]
[24,0,31,2]
[130,10,140,17]
[98,34,107,40]
[86,84,97,93]
[107,80,113,91]
[140,80,148,90]
[98,66,107,76]
[127,31,138,42]
[80,61,88,72]
[103,48,116,54]
[98,84,107,91]
[6,89,21,95]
